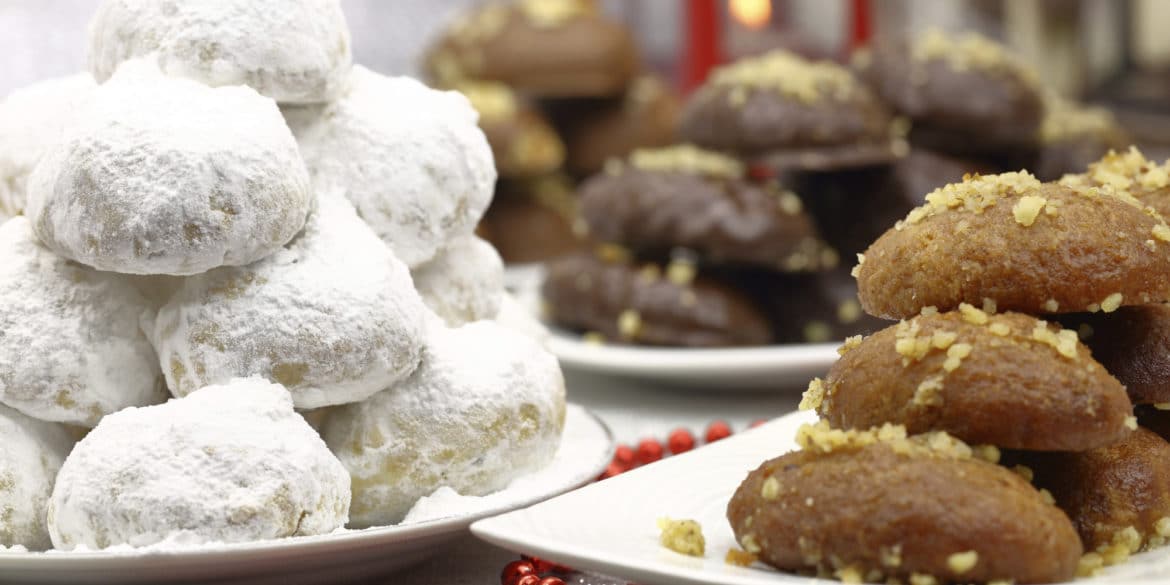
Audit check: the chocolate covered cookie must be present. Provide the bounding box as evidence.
[559,76,680,176]
[744,269,890,344]
[807,308,1133,451]
[1033,96,1129,181]
[541,250,772,347]
[579,145,835,271]
[857,29,1043,156]
[679,50,901,171]
[728,423,1081,584]
[479,175,583,264]
[1060,304,1170,405]
[456,81,565,177]
[857,172,1170,319]
[424,0,638,98]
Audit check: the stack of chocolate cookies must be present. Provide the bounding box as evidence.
[728,152,1170,583]
[423,0,681,264]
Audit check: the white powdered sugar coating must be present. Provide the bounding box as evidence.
[0,73,96,220]
[87,0,352,104]
[323,320,566,527]
[493,293,551,348]
[412,235,504,326]
[25,59,312,276]
[298,67,496,267]
[47,378,350,550]
[151,194,427,410]
[0,217,165,427]
[0,403,74,550]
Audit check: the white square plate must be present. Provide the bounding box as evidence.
[472,409,1170,585]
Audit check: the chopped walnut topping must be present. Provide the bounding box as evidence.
[1012,195,1047,227]
[709,49,858,104]
[800,378,826,411]
[946,550,978,574]
[760,476,781,500]
[629,144,744,179]
[913,28,1038,84]
[959,303,989,325]
[617,310,642,339]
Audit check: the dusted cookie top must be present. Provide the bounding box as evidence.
[580,145,833,271]
[87,0,352,104]
[727,423,1081,584]
[857,171,1170,318]
[424,0,638,98]
[26,60,312,276]
[298,67,495,268]
[48,378,350,550]
[0,73,95,220]
[455,81,565,178]
[858,29,1043,155]
[412,235,504,327]
[806,308,1133,451]
[680,50,900,171]
[150,195,427,410]
[323,320,565,526]
[542,251,773,347]
[1062,147,1170,218]
[0,217,165,428]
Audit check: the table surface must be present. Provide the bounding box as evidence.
[387,368,808,585]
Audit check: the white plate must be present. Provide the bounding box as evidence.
[548,331,840,390]
[0,404,612,585]
[473,409,1170,585]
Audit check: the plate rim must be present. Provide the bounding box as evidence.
[0,403,613,571]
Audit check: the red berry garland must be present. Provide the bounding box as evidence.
[667,428,694,454]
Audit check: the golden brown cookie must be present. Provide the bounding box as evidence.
[455,81,565,178]
[559,76,680,176]
[578,145,834,271]
[679,50,901,171]
[541,250,772,347]
[424,0,638,98]
[478,175,583,264]
[1059,305,1170,405]
[857,172,1170,319]
[1061,147,1170,218]
[1010,427,1170,556]
[727,423,1081,584]
[807,308,1133,451]
[856,29,1043,156]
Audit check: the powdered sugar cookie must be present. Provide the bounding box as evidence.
[494,292,550,347]
[48,378,350,549]
[87,0,351,104]
[151,194,427,410]
[0,403,74,550]
[0,73,95,220]
[0,217,165,427]
[26,60,312,275]
[323,321,565,526]
[298,67,495,267]
[412,235,504,326]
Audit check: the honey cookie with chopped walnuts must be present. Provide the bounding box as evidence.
[424,0,638,98]
[856,171,1170,319]
[679,50,902,172]
[454,81,565,178]
[727,423,1082,584]
[857,29,1043,156]
[1061,147,1170,218]
[806,308,1133,451]
[1007,427,1170,555]
[1059,304,1170,405]
[541,251,772,347]
[578,145,835,271]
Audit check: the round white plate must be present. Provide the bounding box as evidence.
[474,409,1170,585]
[548,330,840,390]
[0,404,612,585]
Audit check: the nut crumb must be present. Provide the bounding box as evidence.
[658,517,706,557]
[946,550,978,574]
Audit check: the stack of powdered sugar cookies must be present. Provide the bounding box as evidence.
[0,0,565,552]
[729,150,1170,584]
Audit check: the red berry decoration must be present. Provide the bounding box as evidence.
[538,578,566,585]
[613,444,636,468]
[667,428,695,454]
[513,575,540,585]
[705,420,732,443]
[636,438,664,464]
[749,418,768,428]
[524,555,569,573]
[599,462,624,480]
[501,560,536,585]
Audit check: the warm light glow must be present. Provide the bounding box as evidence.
[729,0,772,30]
